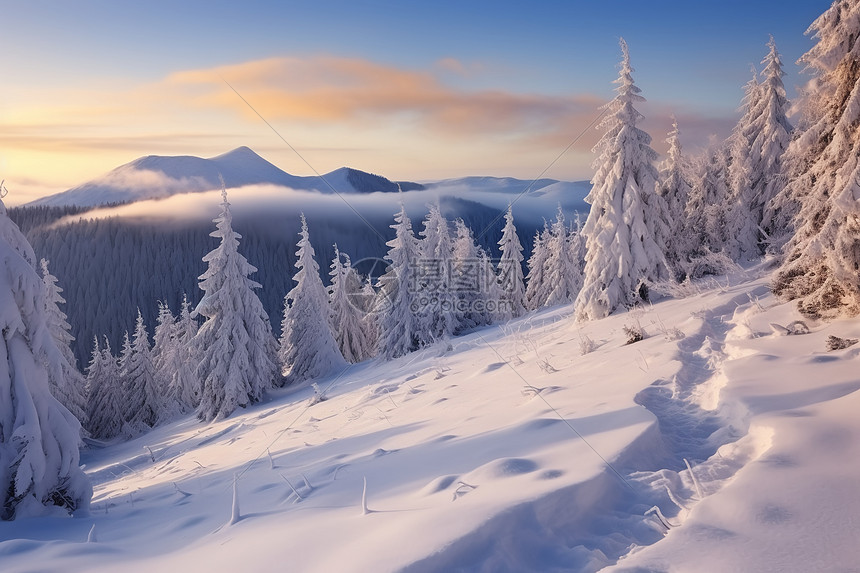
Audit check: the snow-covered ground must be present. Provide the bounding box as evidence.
[1,265,858,572]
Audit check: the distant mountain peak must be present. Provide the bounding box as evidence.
[26,148,425,207]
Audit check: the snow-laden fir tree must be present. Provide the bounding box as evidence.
[418,203,457,342]
[657,118,694,276]
[574,38,670,321]
[124,310,161,432]
[39,258,87,426]
[725,68,767,261]
[0,198,91,519]
[543,205,582,306]
[377,204,423,359]
[568,213,587,284]
[329,246,374,363]
[774,0,860,317]
[451,218,485,331]
[497,205,526,319]
[524,223,550,310]
[754,36,793,248]
[164,294,200,413]
[193,188,279,421]
[359,277,380,358]
[279,215,346,383]
[476,247,504,325]
[85,337,124,440]
[688,143,733,252]
[151,301,177,376]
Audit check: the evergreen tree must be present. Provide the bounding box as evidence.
[524,224,551,310]
[39,258,87,426]
[497,205,526,319]
[688,143,733,252]
[378,204,423,359]
[0,198,91,519]
[543,206,582,307]
[124,311,161,432]
[726,67,767,260]
[85,337,124,440]
[418,203,457,342]
[279,215,346,383]
[193,188,279,421]
[575,39,669,321]
[755,36,793,248]
[451,218,484,331]
[165,294,200,413]
[151,301,177,376]
[657,118,694,276]
[329,246,374,363]
[775,0,860,317]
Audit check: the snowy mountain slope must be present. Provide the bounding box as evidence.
[3,267,855,571]
[27,147,425,207]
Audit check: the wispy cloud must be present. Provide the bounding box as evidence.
[167,56,604,138]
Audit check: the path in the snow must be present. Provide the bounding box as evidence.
[404,281,772,572]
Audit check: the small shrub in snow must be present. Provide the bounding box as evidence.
[623,323,646,345]
[578,332,597,356]
[826,335,858,351]
[308,383,328,406]
[786,321,810,335]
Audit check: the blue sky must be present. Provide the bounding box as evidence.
[0,0,834,202]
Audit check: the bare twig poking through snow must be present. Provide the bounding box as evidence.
[361,477,370,515]
[521,384,543,397]
[537,358,558,373]
[267,448,276,470]
[827,335,858,351]
[229,474,241,526]
[87,524,97,543]
[684,458,704,499]
[645,506,674,531]
[665,484,688,511]
[280,474,303,501]
[173,482,192,498]
[452,481,477,501]
[145,446,156,463]
[301,473,314,492]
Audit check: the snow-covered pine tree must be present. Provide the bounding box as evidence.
[574,38,670,321]
[657,118,694,277]
[688,142,733,252]
[497,205,526,320]
[774,0,860,317]
[524,223,550,310]
[279,215,346,383]
[193,188,279,421]
[124,311,161,432]
[754,36,793,248]
[418,203,457,342]
[726,68,766,261]
[329,246,374,363]
[360,277,380,358]
[568,213,587,286]
[451,218,484,331]
[378,204,423,359]
[151,301,177,375]
[476,246,503,325]
[0,198,91,519]
[543,205,582,307]
[85,337,124,440]
[162,295,200,417]
[39,258,87,426]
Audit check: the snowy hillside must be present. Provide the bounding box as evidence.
[27,147,426,207]
[1,266,857,571]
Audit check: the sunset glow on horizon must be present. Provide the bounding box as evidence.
[0,0,831,204]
